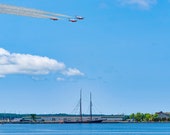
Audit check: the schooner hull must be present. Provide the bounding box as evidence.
[64,119,103,123]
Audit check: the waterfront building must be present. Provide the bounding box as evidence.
[40,114,126,123]
[156,111,170,120]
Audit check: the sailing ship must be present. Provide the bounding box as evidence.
[64,90,103,123]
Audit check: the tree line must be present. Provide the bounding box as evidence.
[129,112,170,122]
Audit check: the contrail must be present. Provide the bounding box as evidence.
[0,9,57,19]
[0,4,72,20]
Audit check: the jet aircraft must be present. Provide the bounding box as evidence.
[75,16,84,20]
[69,18,77,22]
[50,18,58,21]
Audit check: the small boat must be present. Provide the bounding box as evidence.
[64,90,103,123]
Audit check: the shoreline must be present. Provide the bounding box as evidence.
[1,121,170,124]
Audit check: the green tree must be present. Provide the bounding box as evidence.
[130,113,135,119]
[134,113,144,122]
[152,113,159,121]
[144,113,152,122]
[30,114,36,122]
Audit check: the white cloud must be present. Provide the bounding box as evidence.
[0,75,5,78]
[0,48,10,56]
[56,77,65,81]
[31,76,46,81]
[0,48,84,77]
[62,68,84,76]
[118,0,157,9]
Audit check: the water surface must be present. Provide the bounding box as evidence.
[0,123,170,135]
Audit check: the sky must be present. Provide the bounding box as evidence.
[0,0,170,115]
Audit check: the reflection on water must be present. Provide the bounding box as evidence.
[0,123,170,135]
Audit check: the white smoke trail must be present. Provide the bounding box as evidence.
[0,4,72,20]
[0,8,57,19]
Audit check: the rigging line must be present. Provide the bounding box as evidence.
[70,99,80,115]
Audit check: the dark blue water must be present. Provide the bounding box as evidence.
[0,123,170,135]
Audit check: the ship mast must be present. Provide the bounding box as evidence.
[90,92,92,121]
[80,89,83,122]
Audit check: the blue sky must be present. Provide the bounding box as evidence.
[0,0,170,114]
